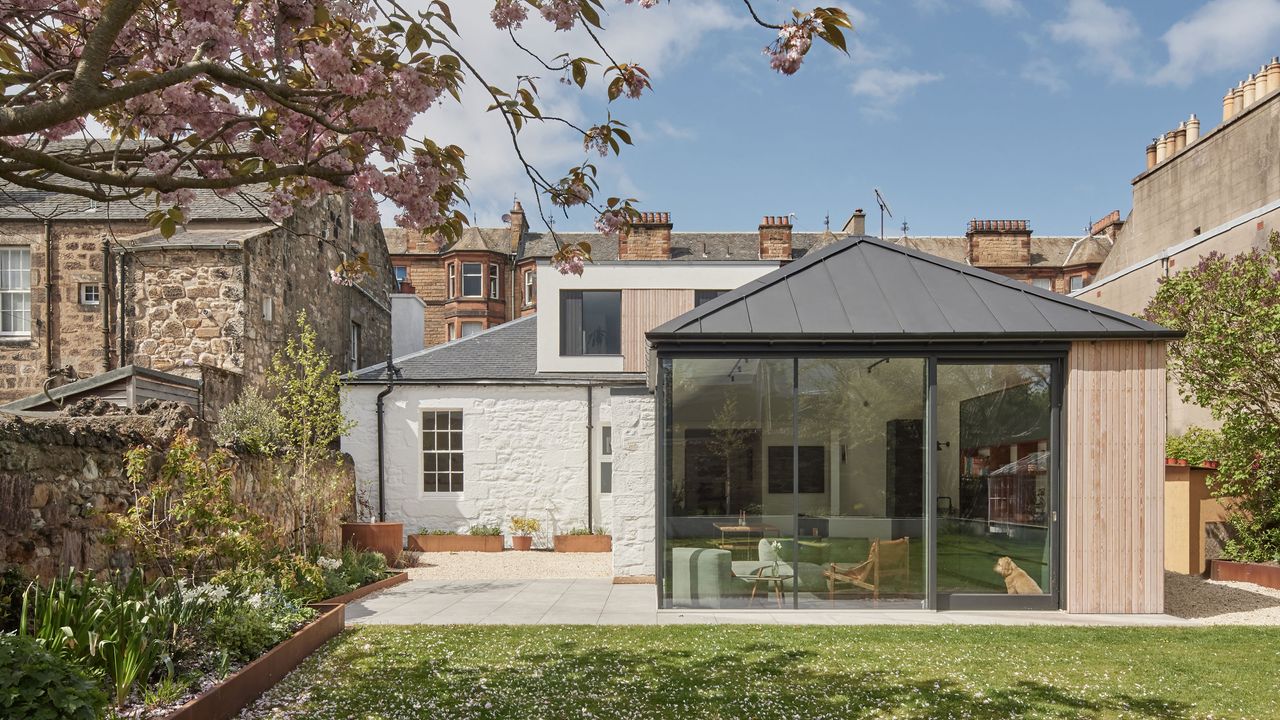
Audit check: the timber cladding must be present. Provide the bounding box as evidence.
[621,289,694,372]
[1065,340,1167,613]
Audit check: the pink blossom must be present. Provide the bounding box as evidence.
[539,0,577,31]
[765,16,817,75]
[625,0,660,6]
[490,0,528,30]
[594,210,628,236]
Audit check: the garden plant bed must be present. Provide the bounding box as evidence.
[553,534,612,553]
[1210,559,1280,591]
[408,534,504,552]
[323,571,409,604]
[240,625,1280,719]
[340,522,405,565]
[163,603,345,720]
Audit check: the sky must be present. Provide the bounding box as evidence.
[407,0,1280,237]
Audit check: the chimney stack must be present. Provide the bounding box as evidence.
[842,208,867,236]
[618,211,672,260]
[965,219,1032,266]
[1269,57,1280,96]
[1090,210,1124,240]
[1173,122,1187,153]
[1186,114,1200,145]
[1223,88,1235,121]
[1155,133,1168,163]
[758,215,793,261]
[1145,140,1157,170]
[1258,65,1270,98]
[1233,82,1245,115]
[506,199,527,254]
[1244,74,1257,108]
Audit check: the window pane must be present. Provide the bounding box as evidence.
[462,263,482,296]
[601,426,612,456]
[1069,275,1084,291]
[600,461,612,494]
[448,411,462,430]
[489,265,499,298]
[461,321,483,338]
[581,291,621,355]
[451,472,464,492]
[694,289,725,307]
[423,453,436,472]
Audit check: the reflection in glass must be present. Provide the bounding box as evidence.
[936,363,1052,596]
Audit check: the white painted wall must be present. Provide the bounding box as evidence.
[536,261,779,373]
[610,390,656,578]
[342,382,633,553]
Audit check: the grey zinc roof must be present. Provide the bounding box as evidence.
[348,315,642,384]
[648,236,1179,342]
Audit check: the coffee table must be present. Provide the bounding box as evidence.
[735,564,795,608]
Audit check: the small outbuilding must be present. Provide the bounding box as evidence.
[648,236,1179,613]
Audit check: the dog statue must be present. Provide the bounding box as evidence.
[994,556,1043,595]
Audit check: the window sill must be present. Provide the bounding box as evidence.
[422,491,465,499]
[561,353,624,358]
[0,335,34,344]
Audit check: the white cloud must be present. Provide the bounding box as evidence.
[1154,0,1280,85]
[850,67,943,116]
[1047,0,1142,81]
[976,0,1025,17]
[390,1,740,227]
[1022,56,1068,93]
[913,0,1023,17]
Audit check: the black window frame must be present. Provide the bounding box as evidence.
[694,289,726,307]
[559,289,622,356]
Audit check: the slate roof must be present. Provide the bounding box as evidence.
[118,225,274,251]
[1,365,199,411]
[0,140,272,221]
[891,235,1111,267]
[649,236,1179,342]
[347,315,642,384]
[518,231,842,262]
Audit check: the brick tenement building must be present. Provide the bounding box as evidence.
[386,202,1114,350]
[0,183,393,407]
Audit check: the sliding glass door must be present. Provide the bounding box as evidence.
[659,354,1060,611]
[934,361,1057,610]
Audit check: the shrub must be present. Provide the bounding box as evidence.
[422,529,457,536]
[212,387,286,455]
[565,527,607,536]
[338,546,388,589]
[510,516,540,535]
[202,586,314,664]
[1147,231,1280,562]
[0,566,29,632]
[468,525,502,536]
[0,634,106,720]
[1167,427,1223,467]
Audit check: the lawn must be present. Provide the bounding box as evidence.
[242,625,1280,719]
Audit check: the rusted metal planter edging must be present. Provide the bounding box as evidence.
[1210,559,1280,591]
[553,534,613,553]
[323,571,409,605]
[163,603,345,720]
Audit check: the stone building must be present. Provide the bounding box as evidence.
[1080,55,1280,432]
[387,204,1111,350]
[0,181,393,408]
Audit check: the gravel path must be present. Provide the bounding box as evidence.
[1165,571,1280,625]
[405,550,611,580]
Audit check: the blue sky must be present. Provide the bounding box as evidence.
[415,0,1280,236]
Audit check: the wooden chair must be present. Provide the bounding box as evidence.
[824,537,911,605]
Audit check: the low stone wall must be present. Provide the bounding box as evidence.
[0,405,353,579]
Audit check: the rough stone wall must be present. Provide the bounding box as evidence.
[0,220,150,403]
[342,383,607,549]
[394,254,447,348]
[969,234,1031,266]
[609,389,656,579]
[757,224,792,261]
[619,220,672,260]
[129,247,245,380]
[0,408,353,579]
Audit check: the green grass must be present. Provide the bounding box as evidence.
[246,625,1280,719]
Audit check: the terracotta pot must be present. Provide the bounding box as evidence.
[1166,457,1189,466]
[340,522,404,566]
[511,535,533,551]
[1202,460,1220,469]
[554,534,612,553]
[407,535,503,553]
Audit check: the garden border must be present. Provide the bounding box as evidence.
[323,571,409,605]
[408,534,504,552]
[162,602,345,720]
[553,534,612,553]
[1209,559,1280,591]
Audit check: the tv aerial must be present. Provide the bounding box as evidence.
[874,188,893,241]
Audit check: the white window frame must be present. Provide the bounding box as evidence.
[599,424,612,494]
[1031,277,1052,291]
[349,321,362,371]
[447,323,455,341]
[489,264,499,299]
[461,262,483,297]
[447,263,456,298]
[1069,275,1085,292]
[461,321,484,338]
[0,247,31,337]
[524,269,536,306]
[79,283,101,305]
[421,409,464,494]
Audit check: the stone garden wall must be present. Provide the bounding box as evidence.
[0,404,354,580]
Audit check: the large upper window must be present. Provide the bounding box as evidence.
[0,247,31,336]
[462,262,483,297]
[422,410,463,492]
[560,290,621,355]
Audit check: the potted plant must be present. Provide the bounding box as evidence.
[341,490,405,565]
[509,516,539,551]
[408,525,504,552]
[553,527,613,553]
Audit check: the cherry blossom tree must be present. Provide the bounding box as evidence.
[0,0,852,271]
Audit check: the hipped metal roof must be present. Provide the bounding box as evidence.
[648,236,1179,343]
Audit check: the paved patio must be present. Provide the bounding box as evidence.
[346,578,1196,626]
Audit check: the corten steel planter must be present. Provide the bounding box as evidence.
[1210,559,1280,590]
[511,535,533,551]
[340,522,404,565]
[322,571,409,605]
[163,603,345,720]
[408,534,504,552]
[554,535,613,553]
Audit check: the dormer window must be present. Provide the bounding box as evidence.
[560,290,621,356]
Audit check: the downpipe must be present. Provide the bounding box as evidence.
[374,353,398,523]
